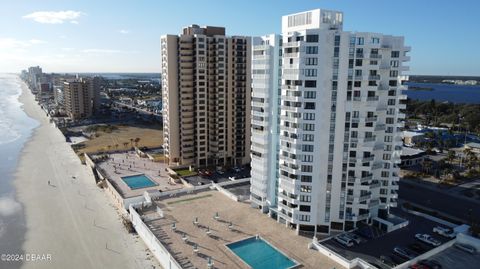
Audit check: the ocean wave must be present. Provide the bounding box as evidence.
[0,120,21,145]
[0,197,22,217]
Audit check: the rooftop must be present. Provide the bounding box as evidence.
[137,190,345,269]
[94,151,183,198]
[401,147,426,157]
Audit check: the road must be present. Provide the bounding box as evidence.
[398,179,480,223]
[114,101,161,117]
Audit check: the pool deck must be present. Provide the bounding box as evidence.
[96,151,183,198]
[137,191,345,269]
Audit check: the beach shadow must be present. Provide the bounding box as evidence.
[48,184,57,188]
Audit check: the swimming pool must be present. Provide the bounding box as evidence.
[121,174,157,189]
[226,236,298,269]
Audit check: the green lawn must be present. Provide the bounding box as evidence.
[175,168,197,177]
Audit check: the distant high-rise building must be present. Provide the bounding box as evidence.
[27,66,43,91]
[250,9,410,234]
[161,25,251,168]
[63,78,100,120]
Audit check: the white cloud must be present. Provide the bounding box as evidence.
[0,38,46,49]
[29,39,47,44]
[61,47,75,51]
[23,10,84,24]
[118,29,130,34]
[0,38,29,49]
[82,48,137,54]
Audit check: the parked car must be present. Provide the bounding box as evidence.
[233,167,242,173]
[393,246,417,260]
[415,233,441,247]
[334,235,354,247]
[408,242,428,254]
[432,226,456,238]
[343,232,362,244]
[418,259,442,269]
[216,169,225,175]
[454,243,476,254]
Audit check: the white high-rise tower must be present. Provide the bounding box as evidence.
[250,9,410,234]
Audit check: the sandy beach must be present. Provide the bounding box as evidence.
[10,81,159,269]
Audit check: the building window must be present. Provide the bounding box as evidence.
[304,102,315,109]
[306,46,318,54]
[301,175,312,182]
[357,37,364,45]
[303,123,315,131]
[305,80,317,87]
[300,195,311,202]
[300,185,312,193]
[302,134,314,141]
[302,144,314,152]
[391,51,400,58]
[299,214,310,221]
[304,69,317,77]
[303,113,315,120]
[305,58,318,65]
[301,155,313,162]
[304,91,316,99]
[306,34,319,42]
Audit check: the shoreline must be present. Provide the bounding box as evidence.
[11,77,159,269]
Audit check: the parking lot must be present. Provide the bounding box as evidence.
[321,208,453,269]
[183,166,251,186]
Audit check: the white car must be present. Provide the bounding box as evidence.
[433,226,456,238]
[334,235,354,247]
[415,233,441,247]
[343,232,362,244]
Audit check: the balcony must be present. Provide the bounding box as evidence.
[368,75,381,80]
[278,192,298,204]
[365,117,377,123]
[372,162,383,170]
[362,155,375,162]
[363,136,376,143]
[358,192,372,202]
[375,123,386,131]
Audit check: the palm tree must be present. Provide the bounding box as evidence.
[107,145,112,151]
[421,159,434,175]
[130,138,134,147]
[446,150,456,164]
[123,142,129,148]
[134,137,140,147]
[115,144,119,150]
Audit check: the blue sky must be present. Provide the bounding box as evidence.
[1,0,479,75]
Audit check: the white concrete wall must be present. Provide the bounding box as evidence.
[129,205,183,269]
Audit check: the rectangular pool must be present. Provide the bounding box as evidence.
[226,236,298,269]
[121,174,157,189]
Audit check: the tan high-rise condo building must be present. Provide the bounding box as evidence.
[161,25,251,168]
[64,77,100,120]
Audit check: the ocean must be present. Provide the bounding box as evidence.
[0,74,38,257]
[406,82,480,104]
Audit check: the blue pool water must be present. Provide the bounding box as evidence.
[227,237,297,269]
[121,174,157,189]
